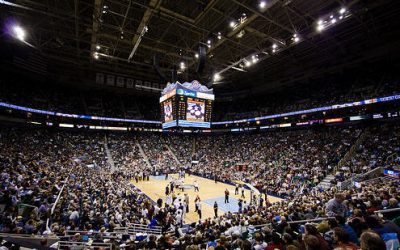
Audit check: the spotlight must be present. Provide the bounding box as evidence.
[213,73,221,81]
[93,52,99,59]
[339,15,343,20]
[207,39,211,44]
[217,32,222,40]
[272,43,277,49]
[317,19,323,25]
[12,25,26,41]
[229,21,236,28]
[316,24,324,32]
[180,61,185,70]
[331,18,337,24]
[293,34,300,43]
[207,44,211,48]
[339,8,346,14]
[195,53,199,58]
[272,49,276,53]
[96,45,100,50]
[259,1,266,9]
[245,60,252,67]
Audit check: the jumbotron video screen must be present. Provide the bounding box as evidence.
[160,81,214,129]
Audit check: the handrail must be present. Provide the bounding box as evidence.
[58,241,112,249]
[287,217,334,224]
[0,233,59,240]
[374,207,400,214]
[46,176,69,232]
[254,223,272,229]
[18,203,37,209]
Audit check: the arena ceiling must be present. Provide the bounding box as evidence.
[1,0,400,94]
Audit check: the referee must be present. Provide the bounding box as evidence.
[214,201,218,218]
[224,188,230,203]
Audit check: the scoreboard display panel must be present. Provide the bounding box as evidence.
[160,81,214,129]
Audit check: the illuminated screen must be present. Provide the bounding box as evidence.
[186,98,205,122]
[163,100,173,122]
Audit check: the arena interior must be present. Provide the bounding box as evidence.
[1,0,400,249]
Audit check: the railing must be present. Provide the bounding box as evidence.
[287,217,334,225]
[386,152,399,164]
[336,128,369,173]
[0,233,59,249]
[114,223,163,235]
[65,230,133,239]
[339,167,384,190]
[46,176,69,232]
[104,135,116,172]
[165,144,181,165]
[136,142,152,169]
[58,241,112,250]
[374,207,400,214]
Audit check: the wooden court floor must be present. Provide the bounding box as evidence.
[132,174,283,224]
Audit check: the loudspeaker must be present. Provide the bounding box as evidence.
[152,55,168,82]
[196,45,206,74]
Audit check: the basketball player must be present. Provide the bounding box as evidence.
[194,180,199,192]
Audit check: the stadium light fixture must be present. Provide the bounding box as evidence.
[213,73,221,81]
[180,62,185,70]
[229,21,236,28]
[251,55,259,64]
[207,39,211,45]
[272,43,277,49]
[259,1,266,9]
[245,60,252,67]
[93,52,99,59]
[331,18,337,24]
[12,25,26,41]
[293,34,300,43]
[96,45,100,50]
[194,53,199,59]
[102,5,108,14]
[217,32,222,40]
[339,8,346,14]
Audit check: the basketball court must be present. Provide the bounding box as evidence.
[132,174,284,223]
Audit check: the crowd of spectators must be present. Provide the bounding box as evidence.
[337,124,400,181]
[193,127,360,198]
[214,76,400,122]
[0,123,399,249]
[1,75,400,123]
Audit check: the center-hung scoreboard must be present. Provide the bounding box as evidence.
[160,81,214,129]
